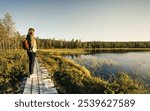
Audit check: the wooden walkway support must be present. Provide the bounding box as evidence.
[23,58,58,94]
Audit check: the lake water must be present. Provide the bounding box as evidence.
[65,51,150,86]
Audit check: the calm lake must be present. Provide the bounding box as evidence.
[65,51,150,86]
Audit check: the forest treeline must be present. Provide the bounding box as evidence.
[1,13,150,50]
[37,39,150,49]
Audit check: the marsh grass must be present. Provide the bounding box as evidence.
[38,49,89,56]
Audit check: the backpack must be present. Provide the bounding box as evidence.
[22,39,29,50]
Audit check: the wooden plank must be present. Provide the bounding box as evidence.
[23,78,31,94]
[39,84,47,94]
[31,76,39,94]
[42,88,58,94]
[43,79,53,88]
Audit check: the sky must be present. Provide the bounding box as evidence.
[0,0,150,41]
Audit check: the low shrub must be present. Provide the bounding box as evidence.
[0,50,28,93]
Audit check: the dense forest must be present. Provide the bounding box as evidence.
[1,13,150,51]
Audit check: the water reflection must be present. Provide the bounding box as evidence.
[64,51,150,87]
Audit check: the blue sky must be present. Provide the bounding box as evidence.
[0,0,150,41]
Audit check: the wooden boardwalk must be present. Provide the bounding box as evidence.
[23,58,58,94]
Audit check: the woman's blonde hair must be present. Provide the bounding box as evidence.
[27,28,35,48]
[28,28,35,36]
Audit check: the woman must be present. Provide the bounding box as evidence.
[26,28,37,76]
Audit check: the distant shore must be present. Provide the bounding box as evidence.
[38,48,150,55]
[85,48,150,50]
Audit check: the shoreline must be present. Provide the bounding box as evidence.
[38,48,150,56]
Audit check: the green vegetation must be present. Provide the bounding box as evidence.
[38,51,149,94]
[0,50,28,93]
[38,49,89,56]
